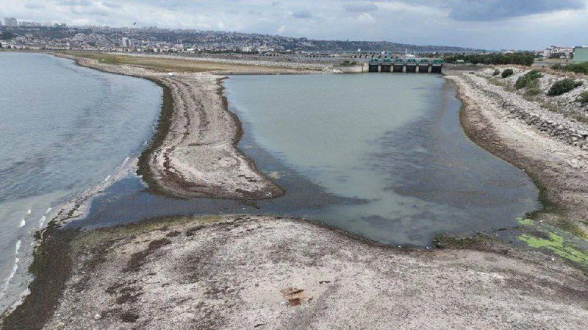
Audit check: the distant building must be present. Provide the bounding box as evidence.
[120,37,132,47]
[19,21,41,27]
[573,46,588,63]
[543,45,573,59]
[239,46,254,53]
[4,17,18,27]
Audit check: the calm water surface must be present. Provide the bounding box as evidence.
[75,74,540,248]
[0,53,161,312]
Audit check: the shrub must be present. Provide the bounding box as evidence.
[501,69,514,78]
[579,91,588,105]
[493,69,500,76]
[515,70,543,90]
[548,79,583,96]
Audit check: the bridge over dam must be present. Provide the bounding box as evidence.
[367,58,443,73]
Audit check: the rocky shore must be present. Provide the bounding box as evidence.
[447,69,588,230]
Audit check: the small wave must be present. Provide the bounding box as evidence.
[121,157,130,166]
[15,240,21,254]
[104,175,111,182]
[19,219,26,228]
[0,257,20,299]
[45,207,52,214]
[38,216,46,229]
[26,209,31,215]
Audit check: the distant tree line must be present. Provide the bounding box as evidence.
[552,62,588,75]
[444,52,535,66]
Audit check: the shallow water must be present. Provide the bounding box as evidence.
[0,53,162,312]
[74,74,540,248]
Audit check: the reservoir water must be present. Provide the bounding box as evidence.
[0,53,162,313]
[74,74,540,248]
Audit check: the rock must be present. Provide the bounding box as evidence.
[94,313,102,320]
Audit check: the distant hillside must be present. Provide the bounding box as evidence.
[0,26,484,53]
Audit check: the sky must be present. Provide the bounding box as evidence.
[1,0,587,50]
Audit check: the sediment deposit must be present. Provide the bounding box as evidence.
[36,216,588,330]
[57,55,284,199]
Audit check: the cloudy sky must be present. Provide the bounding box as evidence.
[1,0,587,50]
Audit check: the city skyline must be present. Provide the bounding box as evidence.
[0,0,587,50]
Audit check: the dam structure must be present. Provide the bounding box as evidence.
[368,58,443,73]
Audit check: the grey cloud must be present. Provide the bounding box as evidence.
[343,2,378,13]
[102,2,121,8]
[292,10,312,19]
[25,3,45,9]
[406,0,587,21]
[59,0,93,6]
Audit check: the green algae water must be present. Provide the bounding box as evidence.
[77,73,540,252]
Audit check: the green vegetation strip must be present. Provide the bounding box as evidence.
[552,62,588,75]
[445,52,535,66]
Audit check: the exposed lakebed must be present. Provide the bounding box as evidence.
[72,74,540,247]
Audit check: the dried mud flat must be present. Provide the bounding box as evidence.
[21,216,587,330]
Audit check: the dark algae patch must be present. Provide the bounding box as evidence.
[123,238,172,273]
[1,225,76,330]
[136,79,176,196]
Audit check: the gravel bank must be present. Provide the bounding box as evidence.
[28,215,588,330]
[56,54,285,199]
[447,72,588,228]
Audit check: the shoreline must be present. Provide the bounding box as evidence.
[5,215,588,329]
[2,54,588,329]
[55,53,288,200]
[446,70,588,232]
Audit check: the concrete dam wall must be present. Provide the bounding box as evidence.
[367,58,443,74]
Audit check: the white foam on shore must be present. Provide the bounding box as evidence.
[2,156,140,313]
[38,216,46,229]
[0,257,20,300]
